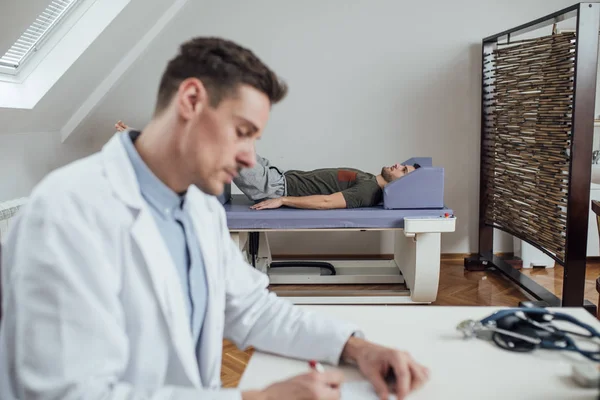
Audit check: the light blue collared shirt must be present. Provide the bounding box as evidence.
[120,130,208,377]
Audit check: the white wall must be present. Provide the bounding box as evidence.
[0,132,98,202]
[0,0,172,202]
[68,0,587,255]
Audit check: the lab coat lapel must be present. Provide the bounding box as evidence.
[130,212,201,388]
[101,134,201,387]
[185,193,221,386]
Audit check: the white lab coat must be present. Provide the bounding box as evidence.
[0,134,360,400]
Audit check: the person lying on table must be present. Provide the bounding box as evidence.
[2,37,428,400]
[116,120,421,210]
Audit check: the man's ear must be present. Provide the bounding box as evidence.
[177,78,209,121]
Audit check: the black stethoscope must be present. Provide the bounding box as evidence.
[457,308,600,362]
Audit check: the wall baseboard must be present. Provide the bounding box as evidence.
[272,253,600,265]
[440,253,472,261]
[441,252,516,261]
[273,254,394,260]
[272,253,515,262]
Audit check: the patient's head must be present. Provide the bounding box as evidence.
[381,163,420,183]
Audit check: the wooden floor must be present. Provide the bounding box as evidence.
[220,258,600,388]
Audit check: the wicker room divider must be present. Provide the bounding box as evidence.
[465,3,600,311]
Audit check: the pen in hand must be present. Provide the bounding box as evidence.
[308,359,343,391]
[308,360,325,373]
[310,360,397,397]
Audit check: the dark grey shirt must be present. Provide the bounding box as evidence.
[284,168,382,208]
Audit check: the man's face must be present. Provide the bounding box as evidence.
[381,163,415,183]
[179,83,270,196]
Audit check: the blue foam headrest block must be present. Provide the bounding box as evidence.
[383,166,444,209]
[217,183,232,205]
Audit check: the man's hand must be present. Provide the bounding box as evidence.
[250,198,284,210]
[341,336,429,400]
[242,370,344,400]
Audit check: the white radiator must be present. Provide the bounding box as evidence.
[0,197,27,243]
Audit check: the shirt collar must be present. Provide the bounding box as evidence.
[120,130,183,219]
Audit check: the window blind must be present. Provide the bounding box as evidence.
[0,0,81,71]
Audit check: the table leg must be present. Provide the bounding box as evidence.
[395,230,441,303]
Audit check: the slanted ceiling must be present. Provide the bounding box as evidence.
[0,0,175,135]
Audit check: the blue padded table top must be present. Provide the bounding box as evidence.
[224,195,454,230]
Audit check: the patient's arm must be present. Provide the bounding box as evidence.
[282,192,347,210]
[250,193,347,210]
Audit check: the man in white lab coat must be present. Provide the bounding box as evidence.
[0,37,428,400]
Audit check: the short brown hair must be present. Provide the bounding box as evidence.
[155,37,288,113]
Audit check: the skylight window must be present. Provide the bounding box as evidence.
[0,0,83,74]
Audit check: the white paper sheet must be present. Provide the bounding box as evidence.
[341,381,397,400]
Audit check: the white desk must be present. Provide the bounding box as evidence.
[238,306,600,399]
